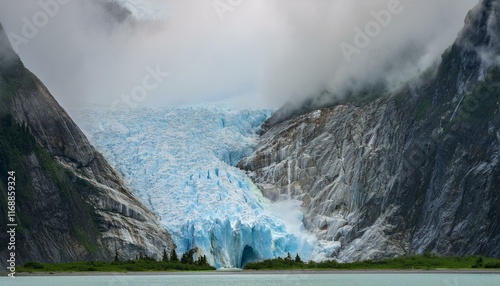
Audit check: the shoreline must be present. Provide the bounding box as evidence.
[6,269,500,276]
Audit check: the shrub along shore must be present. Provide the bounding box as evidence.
[244,253,500,270]
[18,257,214,273]
[17,253,500,273]
[18,249,215,272]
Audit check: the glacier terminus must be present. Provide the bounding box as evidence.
[79,105,337,268]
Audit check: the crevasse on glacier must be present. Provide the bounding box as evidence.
[79,105,321,268]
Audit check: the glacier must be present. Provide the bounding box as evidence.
[78,104,330,268]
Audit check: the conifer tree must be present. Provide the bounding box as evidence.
[114,249,119,262]
[162,249,169,262]
[171,248,179,262]
[295,253,302,263]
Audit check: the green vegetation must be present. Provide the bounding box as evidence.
[0,114,38,233]
[344,86,391,106]
[415,96,432,122]
[442,67,500,133]
[0,113,101,256]
[244,253,500,270]
[0,57,38,111]
[436,45,461,82]
[18,252,215,273]
[17,253,500,273]
[459,67,500,120]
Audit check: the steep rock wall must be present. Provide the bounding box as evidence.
[0,22,173,268]
[239,0,500,261]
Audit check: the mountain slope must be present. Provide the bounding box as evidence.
[0,22,173,268]
[239,0,500,261]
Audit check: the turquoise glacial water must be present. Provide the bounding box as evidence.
[3,273,500,286]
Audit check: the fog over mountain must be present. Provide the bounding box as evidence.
[0,0,477,113]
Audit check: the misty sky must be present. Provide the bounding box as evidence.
[0,0,478,113]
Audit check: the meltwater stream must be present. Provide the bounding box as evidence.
[78,105,327,268]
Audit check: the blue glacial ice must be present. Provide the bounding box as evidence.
[78,105,321,268]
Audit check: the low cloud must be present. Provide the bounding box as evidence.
[0,0,478,113]
[0,22,19,68]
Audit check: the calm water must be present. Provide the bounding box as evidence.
[3,273,500,286]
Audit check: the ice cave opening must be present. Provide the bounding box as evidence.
[240,245,258,268]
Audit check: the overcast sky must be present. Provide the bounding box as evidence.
[0,0,478,113]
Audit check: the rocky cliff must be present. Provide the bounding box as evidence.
[0,21,173,268]
[240,0,500,261]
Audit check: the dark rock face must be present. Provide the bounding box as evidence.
[239,0,500,261]
[0,22,173,268]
